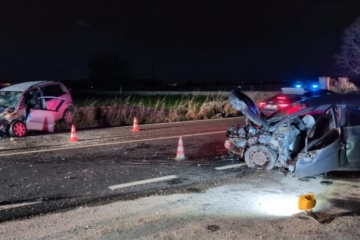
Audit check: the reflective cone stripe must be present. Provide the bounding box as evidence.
[131,117,140,132]
[175,136,186,160]
[69,124,78,142]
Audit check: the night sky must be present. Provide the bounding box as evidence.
[1,1,360,84]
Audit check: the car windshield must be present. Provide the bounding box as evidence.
[0,91,22,108]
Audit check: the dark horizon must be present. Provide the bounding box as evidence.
[1,1,360,85]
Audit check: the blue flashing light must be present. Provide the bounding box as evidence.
[310,84,319,91]
[295,84,302,88]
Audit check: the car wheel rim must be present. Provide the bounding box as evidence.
[250,150,269,166]
[13,123,26,137]
[64,111,74,123]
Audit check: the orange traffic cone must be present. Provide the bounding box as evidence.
[175,136,186,160]
[69,124,78,142]
[131,117,140,132]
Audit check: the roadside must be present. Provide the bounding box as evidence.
[1,118,360,239]
[1,170,359,240]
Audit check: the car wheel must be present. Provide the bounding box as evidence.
[244,145,277,170]
[62,109,74,123]
[9,121,28,137]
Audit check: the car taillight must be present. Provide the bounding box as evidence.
[276,96,287,100]
[287,105,301,114]
[286,103,307,114]
[258,101,266,108]
[277,103,289,109]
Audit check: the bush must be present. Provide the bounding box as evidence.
[56,93,238,131]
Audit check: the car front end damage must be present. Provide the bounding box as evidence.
[224,89,330,176]
[225,119,298,171]
[0,107,25,135]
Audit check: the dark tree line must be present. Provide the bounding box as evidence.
[87,52,134,90]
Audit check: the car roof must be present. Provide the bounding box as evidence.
[303,93,360,107]
[302,89,336,97]
[273,93,302,99]
[281,87,306,95]
[266,93,360,122]
[0,81,53,92]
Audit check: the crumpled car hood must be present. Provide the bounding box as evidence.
[0,106,22,121]
[229,89,269,127]
[0,106,8,114]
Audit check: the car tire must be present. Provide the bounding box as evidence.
[9,120,28,137]
[62,109,74,123]
[244,145,277,170]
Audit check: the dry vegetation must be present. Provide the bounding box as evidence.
[57,80,358,131]
[57,92,247,130]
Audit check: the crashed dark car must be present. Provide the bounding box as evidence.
[225,89,360,177]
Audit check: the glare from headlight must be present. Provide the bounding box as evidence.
[196,183,332,219]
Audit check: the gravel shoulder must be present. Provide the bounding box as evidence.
[1,170,359,240]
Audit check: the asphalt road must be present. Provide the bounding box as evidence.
[0,117,245,222]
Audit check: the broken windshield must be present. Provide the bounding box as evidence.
[0,91,22,108]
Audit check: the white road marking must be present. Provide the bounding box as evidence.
[0,131,225,156]
[108,175,178,190]
[0,200,42,210]
[215,163,247,170]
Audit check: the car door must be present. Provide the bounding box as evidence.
[24,89,56,132]
[40,84,68,121]
[294,106,342,177]
[343,106,360,169]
